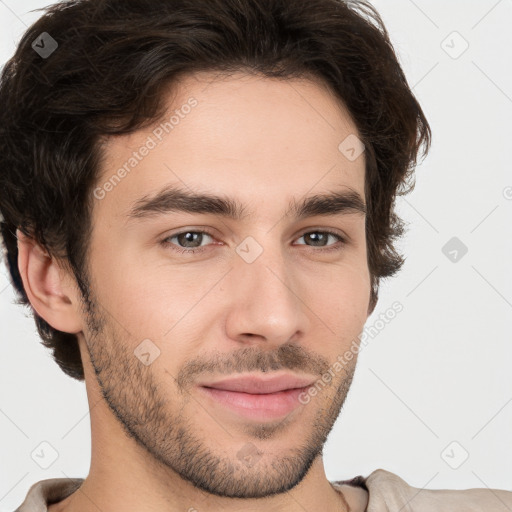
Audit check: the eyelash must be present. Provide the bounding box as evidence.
[160,228,347,255]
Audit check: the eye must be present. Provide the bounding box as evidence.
[160,228,347,255]
[294,229,346,252]
[160,230,215,254]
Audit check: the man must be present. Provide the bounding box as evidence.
[0,0,510,510]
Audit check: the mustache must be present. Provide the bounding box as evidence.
[175,342,331,390]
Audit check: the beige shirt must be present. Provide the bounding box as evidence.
[14,469,512,511]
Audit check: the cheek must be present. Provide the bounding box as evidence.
[88,246,224,353]
[85,242,173,338]
[302,261,371,342]
[88,222,370,349]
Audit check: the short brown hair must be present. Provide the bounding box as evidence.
[0,0,431,381]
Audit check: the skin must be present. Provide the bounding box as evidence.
[18,71,371,512]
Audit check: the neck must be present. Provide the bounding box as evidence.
[49,444,349,512]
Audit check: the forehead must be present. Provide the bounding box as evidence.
[94,71,365,223]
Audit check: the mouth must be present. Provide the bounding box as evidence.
[197,373,316,421]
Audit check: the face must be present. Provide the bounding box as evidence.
[79,71,371,498]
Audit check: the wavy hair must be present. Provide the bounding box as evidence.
[0,0,430,380]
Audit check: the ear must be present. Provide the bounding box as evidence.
[16,229,83,334]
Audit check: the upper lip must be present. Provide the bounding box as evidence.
[198,373,317,394]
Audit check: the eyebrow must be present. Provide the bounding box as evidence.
[125,185,366,223]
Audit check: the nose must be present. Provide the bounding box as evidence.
[223,244,311,347]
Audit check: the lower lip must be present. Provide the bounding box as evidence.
[199,386,310,421]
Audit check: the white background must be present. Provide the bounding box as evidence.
[1,0,511,510]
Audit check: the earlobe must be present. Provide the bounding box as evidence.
[16,228,83,334]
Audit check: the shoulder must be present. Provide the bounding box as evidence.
[14,478,84,512]
[363,469,512,511]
